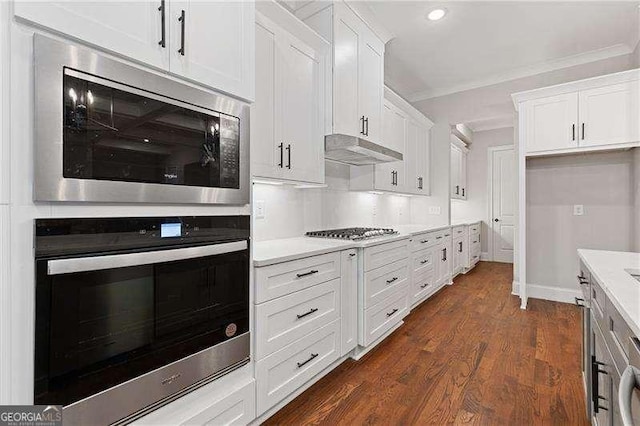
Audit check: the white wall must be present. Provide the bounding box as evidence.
[526,151,636,296]
[451,127,514,255]
[634,148,640,251]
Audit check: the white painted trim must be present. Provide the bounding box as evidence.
[466,118,514,133]
[409,44,635,102]
[0,206,9,404]
[526,141,640,158]
[517,112,527,309]
[487,145,515,263]
[344,1,394,44]
[450,134,469,152]
[384,85,433,128]
[512,67,640,109]
[512,280,519,296]
[480,251,490,262]
[526,283,581,304]
[0,0,9,205]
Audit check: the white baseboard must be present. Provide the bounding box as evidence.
[522,283,580,304]
[511,280,519,296]
[480,251,490,261]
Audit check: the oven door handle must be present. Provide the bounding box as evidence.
[47,240,248,275]
[620,365,640,426]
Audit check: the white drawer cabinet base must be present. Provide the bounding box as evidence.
[256,319,341,416]
[361,288,409,347]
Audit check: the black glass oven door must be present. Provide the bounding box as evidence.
[35,244,249,407]
[62,68,240,189]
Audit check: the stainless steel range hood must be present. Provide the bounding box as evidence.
[324,134,403,165]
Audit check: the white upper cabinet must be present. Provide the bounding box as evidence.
[450,138,468,200]
[169,1,255,101]
[15,1,255,101]
[524,93,578,153]
[578,81,639,147]
[513,69,640,156]
[252,4,328,184]
[301,2,387,148]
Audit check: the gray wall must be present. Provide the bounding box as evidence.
[526,151,636,291]
[451,126,515,254]
[634,148,640,251]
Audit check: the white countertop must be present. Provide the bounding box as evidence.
[578,249,640,337]
[451,220,482,227]
[253,223,462,267]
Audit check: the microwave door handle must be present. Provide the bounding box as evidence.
[47,240,247,275]
[620,365,640,426]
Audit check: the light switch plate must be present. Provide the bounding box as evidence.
[428,206,441,215]
[573,204,584,216]
[255,200,265,219]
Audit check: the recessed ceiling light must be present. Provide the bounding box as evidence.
[427,8,447,21]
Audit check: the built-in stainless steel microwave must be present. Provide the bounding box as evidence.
[34,35,249,205]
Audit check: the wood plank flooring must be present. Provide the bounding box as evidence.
[263,262,589,425]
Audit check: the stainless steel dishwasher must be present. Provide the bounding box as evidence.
[619,337,640,425]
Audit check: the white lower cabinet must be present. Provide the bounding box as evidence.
[363,258,409,309]
[134,377,255,426]
[408,228,450,307]
[341,250,358,356]
[362,287,409,346]
[256,319,341,415]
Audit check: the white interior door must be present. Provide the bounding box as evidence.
[490,147,516,263]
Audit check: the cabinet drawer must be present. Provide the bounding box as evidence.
[255,252,341,303]
[452,226,467,238]
[364,259,409,308]
[471,240,481,256]
[255,278,340,359]
[591,277,607,331]
[412,269,436,305]
[411,231,438,251]
[363,239,409,272]
[181,379,255,426]
[604,298,633,375]
[469,223,480,235]
[363,288,408,346]
[256,319,340,415]
[412,247,434,275]
[578,261,591,303]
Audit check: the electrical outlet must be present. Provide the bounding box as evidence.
[573,204,584,216]
[428,206,441,215]
[255,200,266,219]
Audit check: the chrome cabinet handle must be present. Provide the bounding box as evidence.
[297,353,318,368]
[296,307,318,319]
[620,365,640,425]
[386,308,399,317]
[296,269,319,278]
[386,277,398,284]
[158,0,166,47]
[178,10,185,56]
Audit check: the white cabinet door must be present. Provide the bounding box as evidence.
[252,17,282,180]
[460,150,468,200]
[170,0,254,101]
[375,104,404,192]
[333,4,361,138]
[341,249,358,356]
[416,125,430,195]
[14,2,168,69]
[450,144,461,198]
[358,38,384,144]
[280,32,324,184]
[579,81,640,147]
[524,92,578,153]
[405,121,418,194]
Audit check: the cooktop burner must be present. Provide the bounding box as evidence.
[306,227,397,241]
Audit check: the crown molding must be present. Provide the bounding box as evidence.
[345,1,394,44]
[466,116,515,133]
[409,43,634,102]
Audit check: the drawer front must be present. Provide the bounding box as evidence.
[411,231,438,251]
[469,252,480,266]
[471,240,481,257]
[412,247,434,275]
[255,252,341,303]
[183,380,255,426]
[412,269,436,305]
[469,222,480,235]
[591,278,607,331]
[255,278,340,359]
[364,259,409,309]
[363,287,408,346]
[453,226,467,238]
[256,319,340,415]
[363,239,409,272]
[578,261,591,304]
[604,298,633,375]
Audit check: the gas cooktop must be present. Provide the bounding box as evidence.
[305,227,397,241]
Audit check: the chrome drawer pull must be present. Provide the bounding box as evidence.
[296,308,318,319]
[386,277,399,284]
[296,269,319,278]
[296,353,318,368]
[386,308,399,317]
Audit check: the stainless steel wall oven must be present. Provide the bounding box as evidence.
[34,216,250,425]
[34,35,249,204]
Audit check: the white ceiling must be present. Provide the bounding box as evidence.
[366,1,640,103]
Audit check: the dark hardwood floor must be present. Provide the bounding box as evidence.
[263,262,589,425]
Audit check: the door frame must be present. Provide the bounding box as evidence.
[487,145,515,262]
